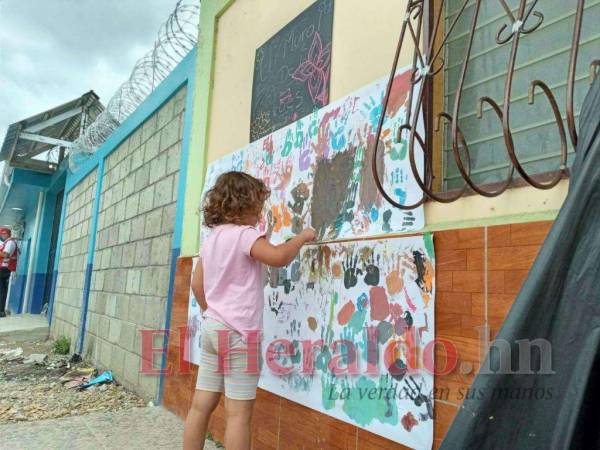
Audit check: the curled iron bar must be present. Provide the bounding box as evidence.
[496,0,544,45]
[371,0,586,209]
[407,60,466,203]
[591,60,600,82]
[406,3,472,205]
[501,0,568,189]
[566,0,585,148]
[451,0,514,197]
[371,1,428,209]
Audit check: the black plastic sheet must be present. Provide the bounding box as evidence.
[440,77,600,450]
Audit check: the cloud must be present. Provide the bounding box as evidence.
[0,0,182,144]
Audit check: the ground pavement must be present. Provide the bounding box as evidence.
[0,405,219,450]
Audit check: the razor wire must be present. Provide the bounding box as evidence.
[70,0,199,169]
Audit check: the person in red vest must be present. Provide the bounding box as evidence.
[0,227,18,318]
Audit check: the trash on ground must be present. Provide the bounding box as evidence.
[0,348,23,362]
[59,367,96,382]
[64,376,93,389]
[23,354,48,365]
[0,340,146,422]
[79,371,113,390]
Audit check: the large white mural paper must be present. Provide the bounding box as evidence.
[184,257,201,365]
[201,66,425,244]
[188,235,435,449]
[188,69,434,449]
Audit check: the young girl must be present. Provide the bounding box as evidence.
[183,171,315,450]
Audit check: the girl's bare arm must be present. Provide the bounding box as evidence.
[250,228,316,267]
[190,259,208,311]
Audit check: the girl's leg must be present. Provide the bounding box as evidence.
[224,397,255,450]
[183,390,222,450]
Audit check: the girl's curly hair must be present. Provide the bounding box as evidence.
[202,171,270,228]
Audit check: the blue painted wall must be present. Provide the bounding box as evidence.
[6,161,68,314]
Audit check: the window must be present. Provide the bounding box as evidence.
[441,0,599,191]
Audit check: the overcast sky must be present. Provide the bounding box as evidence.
[0,0,181,142]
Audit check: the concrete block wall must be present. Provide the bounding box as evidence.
[84,86,187,400]
[51,169,97,347]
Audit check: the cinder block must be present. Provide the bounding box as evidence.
[112,245,124,268]
[125,193,140,220]
[144,209,162,238]
[93,271,105,291]
[131,146,145,172]
[86,312,98,335]
[122,243,136,268]
[115,294,130,319]
[157,97,175,129]
[149,153,167,184]
[99,315,110,340]
[161,203,176,234]
[144,132,161,163]
[160,117,180,151]
[119,158,132,182]
[104,205,115,227]
[113,271,127,294]
[123,175,135,199]
[97,338,111,367]
[165,145,181,175]
[130,215,146,241]
[129,127,142,151]
[118,221,131,244]
[114,200,126,224]
[154,266,170,296]
[101,268,114,290]
[112,181,124,203]
[135,239,152,266]
[119,321,137,352]
[141,115,158,144]
[171,173,179,202]
[97,247,109,269]
[111,345,127,377]
[134,164,150,192]
[87,292,97,314]
[123,351,140,386]
[126,296,142,324]
[177,114,184,140]
[106,295,118,317]
[83,334,96,360]
[140,268,156,296]
[154,176,173,208]
[109,318,122,343]
[139,185,155,214]
[150,235,171,266]
[173,88,187,115]
[126,269,141,294]
[144,297,165,328]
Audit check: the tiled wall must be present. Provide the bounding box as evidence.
[51,169,98,346]
[163,221,553,449]
[433,221,552,449]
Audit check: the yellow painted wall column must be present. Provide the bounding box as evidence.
[181,0,236,256]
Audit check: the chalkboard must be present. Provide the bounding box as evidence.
[249,0,334,142]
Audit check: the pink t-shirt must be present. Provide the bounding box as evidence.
[201,224,265,339]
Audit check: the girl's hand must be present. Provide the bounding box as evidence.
[301,228,316,243]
